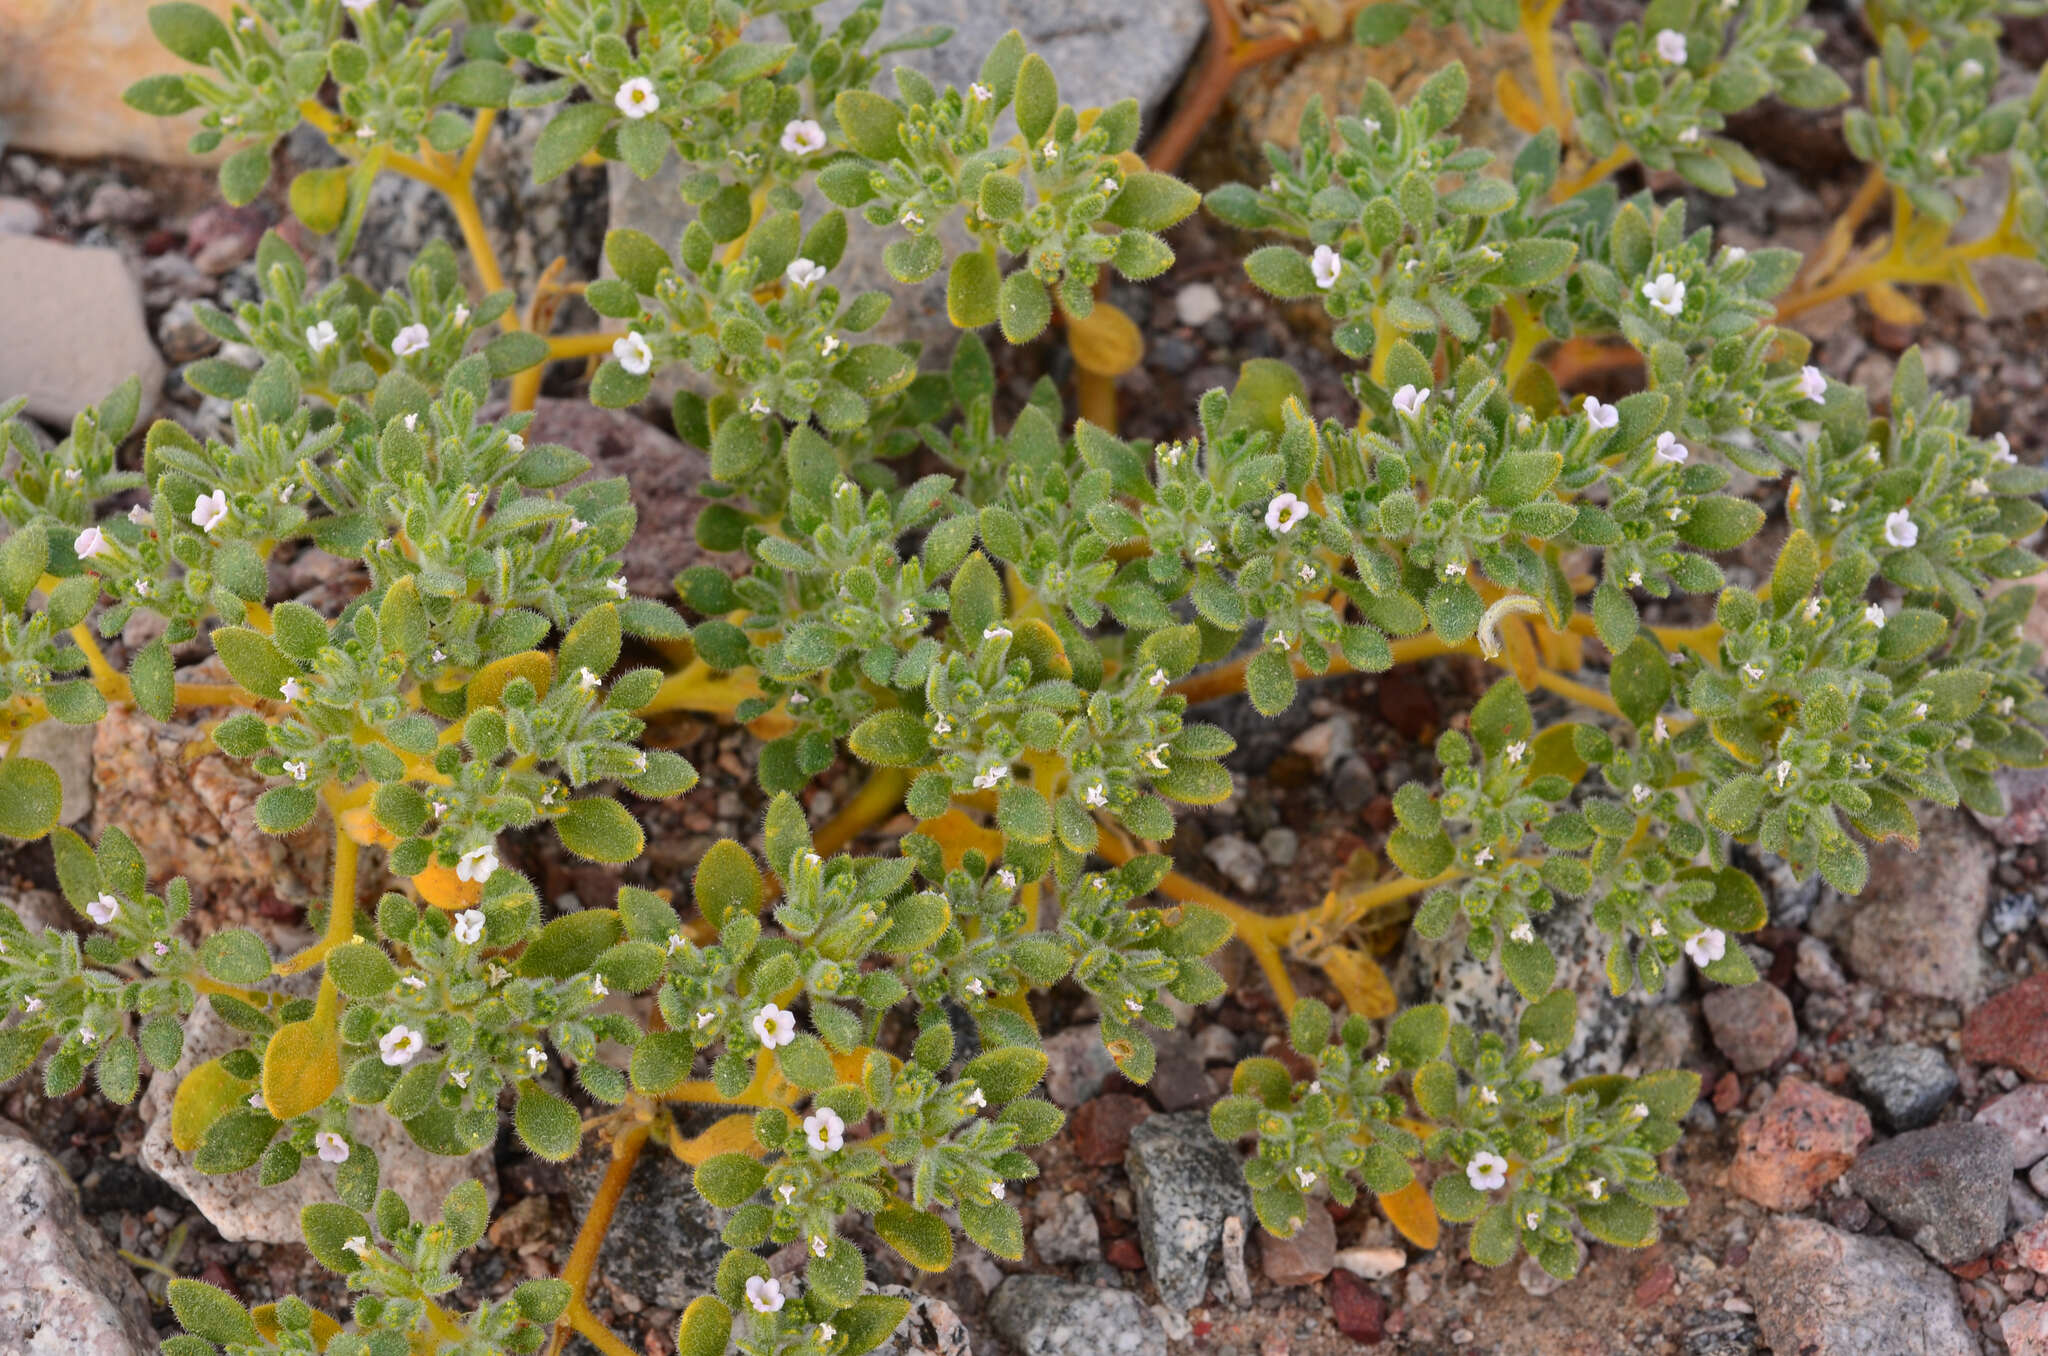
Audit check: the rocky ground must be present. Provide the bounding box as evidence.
[10,1,2048,1354]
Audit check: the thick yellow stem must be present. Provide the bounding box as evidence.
[274,825,358,976]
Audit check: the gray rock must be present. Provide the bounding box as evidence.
[1145,1025,1215,1113]
[1847,1045,1958,1132]
[1042,1025,1118,1109]
[1842,808,1993,1002]
[1032,1190,1102,1266]
[1795,936,1849,994]
[1748,1216,1976,1356]
[1630,1002,1700,1072]
[1701,982,1797,1074]
[607,0,1208,376]
[0,234,163,427]
[1977,1083,2048,1170]
[563,1134,726,1311]
[1202,834,1265,895]
[0,196,42,236]
[0,1119,158,1355]
[870,1286,971,1356]
[1258,827,1299,867]
[1124,1111,1251,1310]
[1980,766,2048,846]
[1847,1122,2014,1266]
[987,1275,1166,1356]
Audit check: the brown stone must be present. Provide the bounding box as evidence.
[1962,974,2048,1081]
[1702,982,1798,1073]
[0,234,165,428]
[1328,1268,1387,1344]
[1729,1078,1872,1211]
[1071,1092,1153,1167]
[1633,1257,1676,1308]
[1105,1236,1146,1271]
[1259,1206,1335,1287]
[1842,808,1992,1003]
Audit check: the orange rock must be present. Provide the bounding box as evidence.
[1728,1077,1872,1211]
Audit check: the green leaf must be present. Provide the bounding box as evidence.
[1013,53,1057,144]
[0,758,65,840]
[834,90,904,161]
[124,73,199,116]
[552,795,645,861]
[1678,496,1765,551]
[1243,246,1319,298]
[328,940,399,998]
[1245,646,1297,717]
[1385,1004,1449,1065]
[533,101,612,183]
[212,626,299,699]
[218,145,272,208]
[514,1083,582,1160]
[958,1198,1024,1259]
[676,1297,734,1356]
[201,929,272,985]
[150,2,232,64]
[436,61,514,108]
[695,1152,768,1207]
[848,710,931,767]
[947,251,1000,329]
[167,1279,260,1346]
[962,1046,1047,1104]
[1609,635,1671,728]
[998,270,1051,344]
[875,1203,953,1272]
[1105,172,1199,231]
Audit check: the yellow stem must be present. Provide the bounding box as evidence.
[274,826,358,977]
[544,332,620,361]
[547,1121,650,1356]
[1552,147,1634,201]
[1521,0,1569,136]
[812,768,910,858]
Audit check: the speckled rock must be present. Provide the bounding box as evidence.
[987,1275,1165,1356]
[1729,1078,1872,1211]
[1978,1083,2048,1169]
[1847,1123,2013,1266]
[1259,1205,1335,1287]
[1125,1111,1252,1311]
[1847,1045,1958,1132]
[1031,1190,1101,1266]
[1042,1025,1119,1109]
[1748,1217,1975,1356]
[2006,1299,2048,1356]
[0,1119,157,1355]
[1962,973,2048,1081]
[0,234,164,428]
[871,1286,971,1356]
[1842,808,1993,1003]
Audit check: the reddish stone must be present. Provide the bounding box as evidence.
[1963,974,2048,1081]
[1071,1094,1153,1167]
[1729,1078,1873,1211]
[1633,1258,1676,1307]
[1328,1268,1387,1344]
[1712,1070,1743,1114]
[1359,795,1393,833]
[1702,983,1798,1074]
[1376,673,1438,742]
[2018,1216,2048,1274]
[1950,1257,1991,1281]
[2006,1299,2048,1356]
[1105,1236,1145,1271]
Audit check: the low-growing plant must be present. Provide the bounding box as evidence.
[3,1,2047,1352]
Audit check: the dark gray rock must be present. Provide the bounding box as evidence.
[1847,1045,1958,1132]
[1125,1111,1252,1311]
[1847,1122,2013,1265]
[987,1275,1165,1356]
[564,1136,725,1310]
[1748,1216,1975,1356]
[0,1120,158,1356]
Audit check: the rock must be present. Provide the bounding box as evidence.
[1976,1083,2048,1169]
[1841,808,1993,1002]
[1145,1026,1215,1113]
[1987,891,2040,944]
[1980,766,2048,846]
[2034,1155,2048,1201]
[1963,974,2048,1081]
[1287,715,1355,772]
[1334,1246,1407,1281]
[1847,1045,1958,1132]
[1701,983,1798,1074]
[1124,1111,1252,1311]
[0,0,234,164]
[1258,1206,1334,1286]
[1042,1025,1119,1109]
[0,196,40,236]
[83,182,155,227]
[607,0,1208,376]
[0,235,164,428]
[870,1286,971,1356]
[2015,1178,2047,1233]
[2016,1216,2048,1273]
[140,997,496,1244]
[986,1275,1166,1356]
[1174,284,1224,329]
[2006,1300,2048,1356]
[0,1119,158,1355]
[1327,1268,1388,1344]
[1846,1123,2013,1266]
[1747,1216,1976,1356]
[155,297,219,364]
[1628,1003,1701,1073]
[1258,827,1299,867]
[1729,1077,1872,1211]
[1517,1242,1583,1299]
[1071,1092,1152,1166]
[1192,1024,1238,1065]
[1795,936,1849,994]
[562,1135,725,1311]
[1202,834,1266,895]
[1032,1191,1102,1266]
[16,717,92,827]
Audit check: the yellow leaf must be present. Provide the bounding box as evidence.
[287,168,350,236]
[1377,1178,1442,1251]
[411,861,480,911]
[466,650,554,712]
[171,1058,255,1152]
[670,1111,764,1166]
[262,980,342,1121]
[1527,722,1588,787]
[1065,302,1144,379]
[1494,69,1547,135]
[254,1302,344,1349]
[915,809,1006,868]
[337,804,396,849]
[1863,280,1925,327]
[1317,945,1396,1019]
[1500,613,1541,691]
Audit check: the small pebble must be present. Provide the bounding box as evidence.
[1175,282,1223,328]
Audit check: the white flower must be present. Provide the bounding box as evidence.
[1509,920,1535,944]
[753,1003,797,1049]
[804,1107,846,1154]
[615,77,660,119]
[1147,668,1169,691]
[983,625,1011,641]
[306,321,338,354]
[1956,734,1974,751]
[402,413,418,433]
[786,257,827,289]
[402,976,426,991]
[73,526,108,561]
[607,576,629,599]
[613,331,653,375]
[1798,365,1827,401]
[1311,245,1344,290]
[343,1235,371,1259]
[1683,928,1727,967]
[1654,431,1688,465]
[1773,760,1792,789]
[573,667,599,693]
[453,304,469,327]
[1583,396,1619,431]
[1392,383,1431,418]
[310,1130,351,1163]
[391,323,431,357]
[1524,1209,1543,1230]
[1641,272,1686,317]
[449,1067,470,1089]
[1478,1085,1499,1106]
[1297,562,1317,584]
[1627,570,1644,588]
[1264,492,1311,534]
[1724,246,1748,262]
[453,910,485,945]
[1442,561,1467,579]
[86,892,119,926]
[1083,782,1108,808]
[1587,1178,1606,1200]
[1912,701,1928,719]
[1743,663,1765,682]
[1864,604,1886,628]
[965,977,985,998]
[1143,743,1170,772]
[1803,598,1824,623]
[1678,125,1701,144]
[1650,917,1668,938]
[506,433,525,454]
[1190,537,1216,559]
[1994,433,2017,465]
[1269,630,1292,651]
[1631,783,1652,805]
[780,119,827,155]
[22,996,41,1014]
[900,207,924,229]
[1371,1053,1393,1074]
[1466,1150,1510,1192]
[1653,715,1670,743]
[1295,1166,1317,1190]
[1123,995,1145,1015]
[964,1086,987,1109]
[1654,28,1688,64]
[812,1235,831,1259]
[1883,509,1919,549]
[128,505,151,527]
[524,1046,547,1072]
[568,517,588,534]
[988,1181,1006,1200]
[1504,740,1526,765]
[746,1276,786,1315]
[1827,497,1846,513]
[995,866,1019,891]
[972,765,1010,789]
[1959,58,1985,80]
[820,333,841,357]
[970,82,994,102]
[379,1024,425,1066]
[456,844,498,884]
[282,760,308,782]
[191,490,230,533]
[1474,846,1493,867]
[341,0,374,12]
[1969,478,1991,496]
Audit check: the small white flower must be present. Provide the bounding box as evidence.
[804,1107,846,1154]
[1641,272,1687,317]
[615,77,660,119]
[1474,846,1494,867]
[22,996,41,1014]
[780,119,827,155]
[1083,782,1108,808]
[1828,497,1846,513]
[1650,917,1668,938]
[696,1008,718,1028]
[812,1235,831,1259]
[965,977,985,997]
[1683,928,1727,967]
[506,433,525,454]
[900,207,924,229]
[786,257,827,289]
[753,1003,797,1049]
[1297,562,1317,584]
[1959,58,1985,81]
[391,323,431,357]
[1969,477,1991,497]
[970,82,994,102]
[1798,366,1827,401]
[988,1181,1006,1200]
[1773,759,1792,789]
[1654,28,1688,64]
[379,1024,425,1066]
[929,714,948,733]
[746,1276,786,1315]
[1143,743,1170,772]
[1724,245,1748,262]
[402,412,419,434]
[1511,922,1536,946]
[1040,140,1057,161]
[1392,384,1431,418]
[972,766,1010,789]
[1264,492,1311,534]
[306,321,339,354]
[1466,1150,1510,1192]
[819,1323,838,1344]
[315,1131,350,1164]
[1631,783,1652,805]
[1653,715,1670,743]
[820,333,841,358]
[1627,570,1644,588]
[1583,396,1620,431]
[86,893,119,926]
[1371,1053,1393,1074]
[1504,740,1526,766]
[607,576,630,599]
[1147,668,1169,691]
[456,844,498,883]
[453,304,469,327]
[1859,603,1887,630]
[1912,701,1929,719]
[283,760,308,783]
[128,505,151,527]
[1479,1086,1500,1110]
[568,517,588,535]
[1654,431,1688,464]
[1994,433,2017,465]
[983,625,1011,641]
[73,526,107,560]
[613,331,653,375]
[1998,696,2016,717]
[1956,734,1974,751]
[340,0,374,12]
[191,490,230,533]
[1883,509,1919,549]
[1587,1177,1606,1200]
[1742,662,1765,683]
[453,909,485,945]
[1269,630,1292,651]
[344,1235,371,1259]
[1678,125,1701,145]
[996,867,1017,889]
[1295,1165,1318,1190]
[524,1045,547,1072]
[1123,995,1145,1015]
[1803,598,1824,623]
[1190,537,1216,559]
[778,1184,796,1204]
[964,1086,988,1109]
[1524,1209,1542,1230]
[1311,245,1344,290]
[1443,561,1467,579]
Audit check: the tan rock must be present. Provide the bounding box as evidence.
[1729,1077,1872,1211]
[0,234,164,427]
[0,0,233,165]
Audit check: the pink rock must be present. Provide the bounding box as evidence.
[2015,1217,2048,1274]
[1963,974,2048,1081]
[1977,1083,2048,1168]
[2005,1300,2048,1356]
[1702,983,1798,1073]
[1730,1078,1873,1211]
